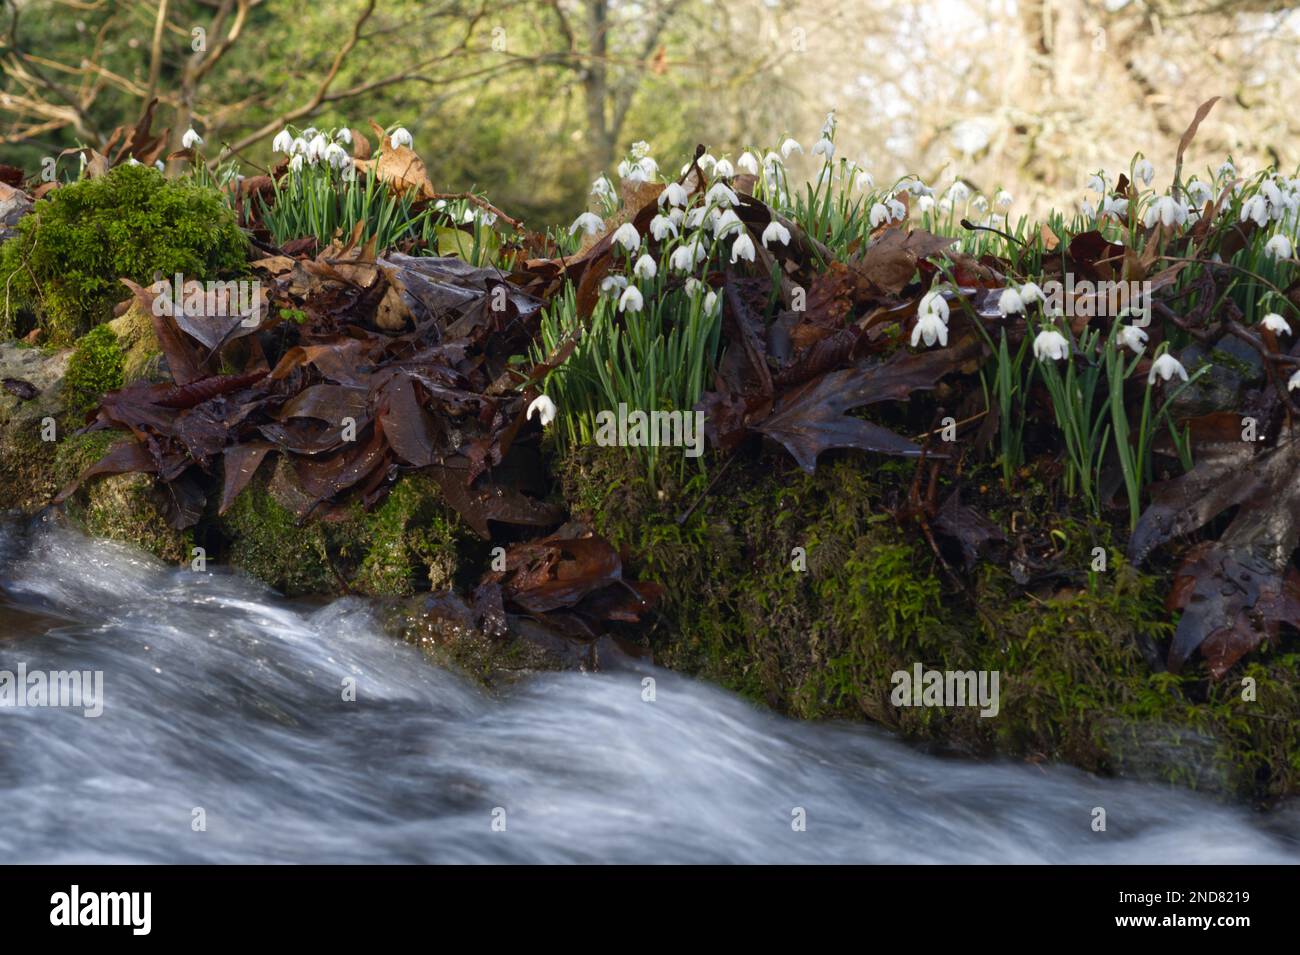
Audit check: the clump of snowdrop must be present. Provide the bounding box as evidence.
[1264,234,1293,259]
[911,289,951,349]
[1134,157,1154,187]
[659,182,688,208]
[1144,195,1190,229]
[649,214,677,241]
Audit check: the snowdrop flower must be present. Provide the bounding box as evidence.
[389,127,413,150]
[713,158,735,179]
[1033,329,1070,362]
[1240,195,1271,228]
[1290,369,1300,392]
[1148,352,1188,384]
[887,197,907,221]
[821,110,837,138]
[918,289,950,324]
[301,127,318,139]
[904,178,933,197]
[869,202,892,228]
[1116,324,1148,354]
[1081,200,1096,219]
[1144,196,1189,229]
[762,220,791,248]
[659,182,688,207]
[1261,313,1292,335]
[335,128,352,145]
[126,157,141,166]
[737,151,759,175]
[155,159,165,172]
[917,194,936,213]
[1101,196,1129,218]
[780,137,803,159]
[1018,282,1045,305]
[684,277,706,297]
[569,212,604,236]
[1186,179,1213,207]
[971,195,989,214]
[290,136,308,156]
[618,285,644,313]
[947,181,971,204]
[712,209,743,237]
[637,156,658,179]
[308,133,329,161]
[272,129,294,154]
[1217,159,1236,179]
[667,207,684,227]
[706,182,739,208]
[600,275,628,296]
[995,190,1013,208]
[730,232,756,264]
[633,254,657,280]
[289,154,305,173]
[619,158,647,184]
[323,142,349,169]
[612,222,641,252]
[855,170,875,191]
[1135,158,1154,187]
[997,288,1025,316]
[591,176,615,201]
[631,140,650,158]
[649,214,678,241]
[696,153,717,173]
[526,395,557,427]
[1265,234,1293,259]
[1086,173,1105,193]
[181,127,203,149]
[911,310,948,348]
[704,290,718,314]
[811,137,835,162]
[669,243,701,273]
[685,206,710,230]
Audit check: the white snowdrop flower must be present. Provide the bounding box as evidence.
[389,127,413,150]
[811,137,835,161]
[659,182,689,207]
[780,137,803,159]
[272,129,294,154]
[712,209,743,237]
[706,182,739,208]
[704,290,718,313]
[526,395,557,427]
[570,212,605,236]
[855,170,875,191]
[126,157,141,166]
[308,133,329,161]
[290,136,308,156]
[1264,234,1293,259]
[1082,200,1096,219]
[618,159,638,182]
[737,151,759,175]
[1135,158,1154,187]
[995,190,1013,208]
[461,208,477,224]
[618,285,644,313]
[1144,196,1189,229]
[730,232,756,264]
[1261,313,1292,335]
[763,151,783,175]
[1086,173,1105,193]
[1186,179,1213,207]
[821,110,837,138]
[713,158,735,179]
[685,206,710,230]
[887,198,907,221]
[637,156,658,178]
[669,244,699,273]
[155,159,165,172]
[761,220,791,248]
[591,176,615,201]
[649,214,678,241]
[1116,324,1148,355]
[323,142,349,169]
[998,288,1025,316]
[918,290,950,324]
[667,207,685,227]
[1148,352,1189,384]
[1018,282,1045,305]
[289,154,305,173]
[600,275,628,296]
[947,181,971,204]
[1101,196,1129,218]
[1033,329,1070,362]
[1260,178,1283,211]
[1217,159,1236,179]
[939,198,954,213]
[633,254,657,280]
[611,222,641,252]
[1240,195,1270,227]
[906,178,933,197]
[697,153,717,172]
[911,311,948,348]
[684,277,706,297]
[971,195,989,214]
[631,140,650,158]
[1289,369,1300,392]
[301,127,318,139]
[181,127,203,149]
[869,202,891,228]
[335,128,352,145]
[917,194,936,213]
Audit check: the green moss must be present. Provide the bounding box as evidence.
[352,474,460,596]
[61,324,124,416]
[0,163,249,344]
[62,471,193,564]
[221,482,339,596]
[562,445,1300,800]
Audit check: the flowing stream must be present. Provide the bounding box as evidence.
[1,515,1296,864]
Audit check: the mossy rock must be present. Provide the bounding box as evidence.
[61,470,194,564]
[107,302,166,384]
[561,445,1300,800]
[61,324,124,416]
[0,342,71,510]
[0,163,249,344]
[219,462,463,597]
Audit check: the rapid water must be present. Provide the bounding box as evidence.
[0,515,1296,864]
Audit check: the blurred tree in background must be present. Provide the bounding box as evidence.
[3,0,1298,224]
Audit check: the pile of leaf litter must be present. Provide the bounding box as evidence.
[46,110,1300,679]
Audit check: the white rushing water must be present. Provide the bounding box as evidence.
[0,515,1296,864]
